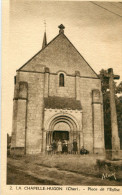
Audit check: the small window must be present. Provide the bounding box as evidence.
[59,73,64,87]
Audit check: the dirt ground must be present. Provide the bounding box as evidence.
[7,165,58,185]
[7,154,122,186]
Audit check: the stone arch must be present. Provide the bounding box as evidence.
[56,70,67,75]
[45,113,80,131]
[50,116,78,131]
[44,112,82,153]
[54,121,70,131]
[56,71,67,88]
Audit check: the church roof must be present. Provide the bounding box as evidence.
[44,96,82,110]
[18,24,98,78]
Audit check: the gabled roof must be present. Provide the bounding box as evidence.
[18,33,61,71]
[18,28,98,78]
[44,96,82,110]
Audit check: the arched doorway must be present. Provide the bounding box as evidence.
[45,113,82,153]
[53,121,70,142]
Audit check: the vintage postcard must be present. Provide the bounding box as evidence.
[1,0,122,195]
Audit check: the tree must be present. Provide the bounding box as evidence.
[98,69,122,149]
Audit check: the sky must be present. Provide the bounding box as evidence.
[2,0,122,135]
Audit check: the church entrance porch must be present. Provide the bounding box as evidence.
[44,109,83,154]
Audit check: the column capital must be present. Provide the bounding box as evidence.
[75,71,80,76]
[45,67,50,73]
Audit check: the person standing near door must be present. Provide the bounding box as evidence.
[73,139,78,154]
[46,144,52,155]
[57,139,62,154]
[52,140,57,154]
[62,140,68,154]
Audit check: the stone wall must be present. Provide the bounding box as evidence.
[79,78,104,153]
[11,70,45,154]
[11,69,104,154]
[49,73,75,98]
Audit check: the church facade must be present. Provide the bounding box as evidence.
[11,24,105,155]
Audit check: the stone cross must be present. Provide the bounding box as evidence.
[58,24,65,34]
[106,68,120,151]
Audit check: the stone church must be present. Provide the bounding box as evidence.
[11,24,105,155]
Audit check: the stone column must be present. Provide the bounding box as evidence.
[104,68,120,159]
[75,71,80,100]
[46,131,48,145]
[41,70,47,153]
[77,132,80,153]
[108,68,120,150]
[11,82,19,149]
[41,67,49,153]
[16,100,27,145]
[70,131,73,153]
[44,67,50,97]
[42,130,47,153]
[101,94,105,150]
[79,130,84,149]
[11,82,28,155]
[92,89,104,154]
[79,112,83,150]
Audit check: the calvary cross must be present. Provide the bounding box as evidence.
[105,68,120,152]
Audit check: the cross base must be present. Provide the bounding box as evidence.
[105,149,122,160]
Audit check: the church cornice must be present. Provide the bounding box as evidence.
[17,70,100,80]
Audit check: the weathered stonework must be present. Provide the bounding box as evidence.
[43,108,83,153]
[11,25,105,155]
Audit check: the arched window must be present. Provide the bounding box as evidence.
[59,73,64,87]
